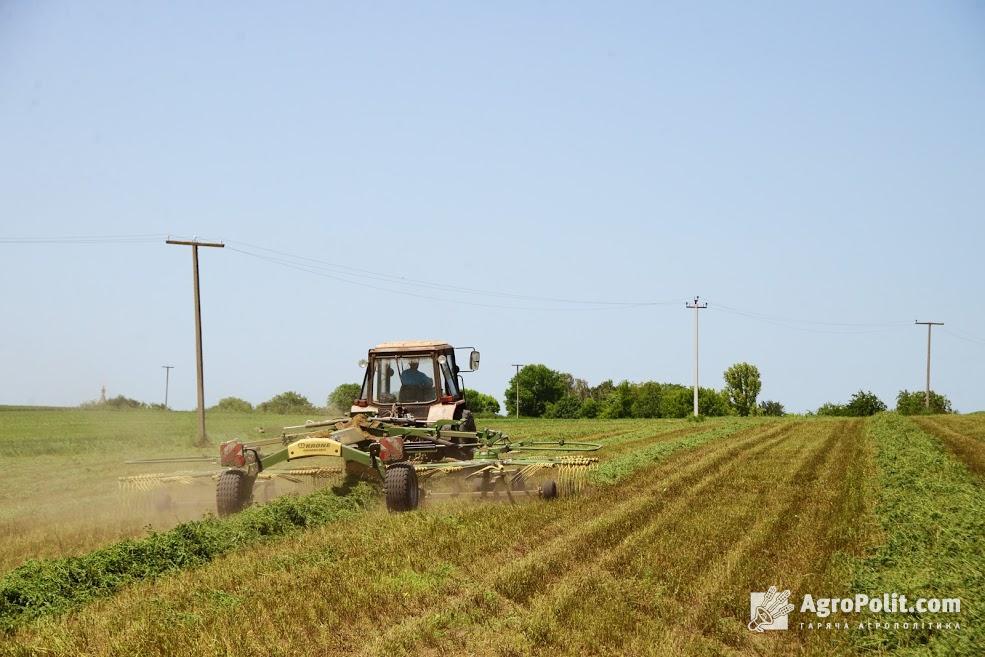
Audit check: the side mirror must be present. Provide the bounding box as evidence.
[358,359,368,368]
[469,350,480,371]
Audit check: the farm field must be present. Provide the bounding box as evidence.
[0,407,326,571]
[0,409,982,656]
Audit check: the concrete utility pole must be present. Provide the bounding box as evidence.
[166,238,224,446]
[162,365,174,409]
[511,364,525,418]
[685,297,708,417]
[914,320,944,409]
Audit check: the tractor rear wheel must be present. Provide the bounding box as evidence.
[384,464,420,512]
[216,470,253,517]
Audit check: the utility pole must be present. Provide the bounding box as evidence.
[685,297,708,417]
[162,365,174,409]
[166,238,224,446]
[511,364,525,418]
[914,320,944,409]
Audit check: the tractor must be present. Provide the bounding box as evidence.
[121,341,601,515]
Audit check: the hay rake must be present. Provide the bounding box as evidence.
[120,415,601,516]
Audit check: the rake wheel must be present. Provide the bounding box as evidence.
[216,470,253,517]
[384,464,420,512]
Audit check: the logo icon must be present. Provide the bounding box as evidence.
[749,586,794,632]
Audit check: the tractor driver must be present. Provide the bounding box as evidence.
[399,360,434,402]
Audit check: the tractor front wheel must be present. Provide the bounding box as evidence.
[216,470,253,517]
[384,464,420,512]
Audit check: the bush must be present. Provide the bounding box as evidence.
[544,395,582,419]
[896,389,953,415]
[81,395,146,410]
[758,400,785,416]
[578,398,600,418]
[256,391,315,414]
[463,389,501,415]
[660,386,729,418]
[844,390,886,416]
[600,381,636,419]
[816,402,847,417]
[213,397,253,413]
[631,382,664,418]
[327,383,361,413]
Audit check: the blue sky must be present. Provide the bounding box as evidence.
[1,2,983,413]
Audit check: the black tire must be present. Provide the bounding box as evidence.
[216,470,253,517]
[540,480,558,500]
[460,409,476,432]
[384,464,420,512]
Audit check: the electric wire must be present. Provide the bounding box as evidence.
[225,240,678,308]
[1,234,981,338]
[227,245,669,312]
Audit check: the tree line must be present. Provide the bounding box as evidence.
[813,389,953,416]
[79,378,955,418]
[501,362,780,419]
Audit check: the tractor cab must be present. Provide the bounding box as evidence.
[352,341,480,425]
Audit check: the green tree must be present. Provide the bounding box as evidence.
[700,388,732,416]
[257,391,315,414]
[601,381,637,419]
[896,389,953,415]
[578,397,601,418]
[503,364,569,417]
[631,382,664,418]
[659,385,693,418]
[659,385,727,418]
[464,389,501,415]
[328,383,361,413]
[844,390,886,416]
[758,400,785,416]
[213,397,253,413]
[723,362,762,417]
[544,395,582,419]
[590,379,616,401]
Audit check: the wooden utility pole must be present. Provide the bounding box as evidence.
[685,297,708,417]
[162,365,174,409]
[511,364,525,418]
[914,320,944,409]
[167,238,224,446]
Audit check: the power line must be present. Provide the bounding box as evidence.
[710,303,910,335]
[226,239,669,307]
[0,233,166,244]
[941,327,985,347]
[227,244,677,312]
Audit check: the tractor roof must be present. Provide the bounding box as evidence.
[370,340,453,354]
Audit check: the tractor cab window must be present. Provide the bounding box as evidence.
[374,356,436,404]
[440,354,459,398]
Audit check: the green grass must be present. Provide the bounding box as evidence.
[1,410,983,656]
[843,413,984,656]
[0,482,375,632]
